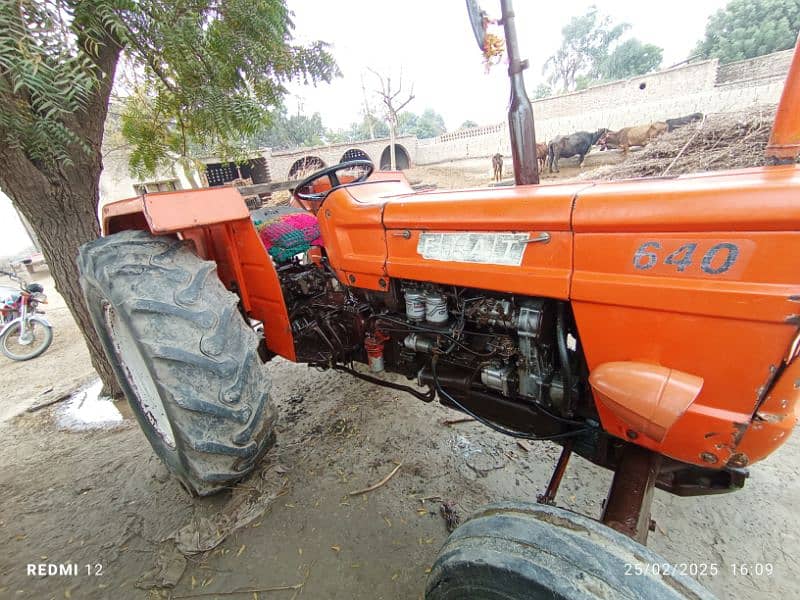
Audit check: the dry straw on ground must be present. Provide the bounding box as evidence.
[585,105,782,181]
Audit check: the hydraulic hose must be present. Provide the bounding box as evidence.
[431,358,589,442]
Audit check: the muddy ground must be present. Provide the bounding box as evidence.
[1,163,798,600]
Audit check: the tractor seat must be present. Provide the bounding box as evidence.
[252,207,323,262]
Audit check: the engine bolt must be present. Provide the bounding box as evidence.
[625,429,638,439]
[700,452,717,464]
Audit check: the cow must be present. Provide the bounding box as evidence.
[547,129,608,173]
[666,112,703,132]
[599,130,621,151]
[536,142,548,173]
[492,153,503,181]
[600,122,667,155]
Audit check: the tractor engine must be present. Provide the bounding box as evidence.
[278,260,590,434]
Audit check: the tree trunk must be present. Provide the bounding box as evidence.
[0,39,123,398]
[0,151,123,398]
[389,122,397,171]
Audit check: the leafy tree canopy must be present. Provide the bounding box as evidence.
[398,108,447,139]
[327,117,389,144]
[597,39,663,80]
[0,0,338,397]
[543,6,663,92]
[326,108,447,143]
[248,109,326,151]
[460,120,479,129]
[1,0,338,174]
[694,0,800,63]
[544,6,629,91]
[532,83,553,99]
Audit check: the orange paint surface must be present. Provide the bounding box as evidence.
[100,162,800,469]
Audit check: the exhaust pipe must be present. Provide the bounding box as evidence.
[499,0,539,185]
[468,1,539,185]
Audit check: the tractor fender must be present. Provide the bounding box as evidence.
[102,187,248,236]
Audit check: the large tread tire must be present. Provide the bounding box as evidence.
[78,230,276,496]
[425,501,716,600]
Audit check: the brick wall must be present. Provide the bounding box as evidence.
[415,49,792,165]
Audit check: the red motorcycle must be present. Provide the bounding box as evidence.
[0,270,52,361]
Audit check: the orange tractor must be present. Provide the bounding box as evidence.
[79,1,800,597]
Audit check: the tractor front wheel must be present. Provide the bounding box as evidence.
[425,501,715,600]
[78,230,276,496]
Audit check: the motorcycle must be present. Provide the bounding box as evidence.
[0,270,53,361]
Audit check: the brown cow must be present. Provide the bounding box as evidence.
[536,142,548,173]
[601,122,667,155]
[492,153,503,181]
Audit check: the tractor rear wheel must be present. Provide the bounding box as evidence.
[425,501,715,600]
[78,230,276,496]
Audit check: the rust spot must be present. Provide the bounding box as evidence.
[727,453,749,468]
[789,295,800,303]
[704,431,719,439]
[756,411,785,423]
[700,452,718,464]
[731,421,749,445]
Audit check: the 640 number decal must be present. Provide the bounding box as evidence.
[633,241,740,275]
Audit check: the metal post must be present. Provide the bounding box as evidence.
[499,0,539,185]
[601,444,662,544]
[537,442,573,505]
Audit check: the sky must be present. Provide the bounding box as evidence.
[1,0,730,257]
[0,192,34,258]
[284,0,730,131]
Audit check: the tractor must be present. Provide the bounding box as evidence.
[78,1,800,598]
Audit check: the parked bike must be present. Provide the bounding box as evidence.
[0,270,52,361]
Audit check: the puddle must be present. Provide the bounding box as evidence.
[55,379,132,431]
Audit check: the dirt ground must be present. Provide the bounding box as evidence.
[1,166,798,600]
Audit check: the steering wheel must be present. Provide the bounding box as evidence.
[292,159,374,212]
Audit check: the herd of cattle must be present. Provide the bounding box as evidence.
[491,112,703,179]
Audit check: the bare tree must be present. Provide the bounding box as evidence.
[369,68,415,170]
[360,73,377,140]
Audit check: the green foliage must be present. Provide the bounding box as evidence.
[694,0,800,63]
[532,84,553,99]
[0,0,338,174]
[327,117,389,144]
[460,120,479,129]
[597,39,663,80]
[544,6,630,91]
[327,109,446,143]
[397,109,446,139]
[0,0,125,165]
[543,6,664,92]
[247,108,326,151]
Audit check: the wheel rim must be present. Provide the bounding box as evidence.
[104,303,176,448]
[2,320,49,359]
